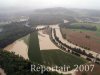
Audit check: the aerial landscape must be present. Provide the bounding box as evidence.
[0,0,100,75]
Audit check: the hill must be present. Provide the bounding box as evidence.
[29,7,100,25]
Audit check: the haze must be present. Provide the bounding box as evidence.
[0,0,100,10]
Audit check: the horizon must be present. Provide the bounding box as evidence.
[0,0,100,11]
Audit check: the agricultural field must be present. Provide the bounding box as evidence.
[70,22,100,36]
[23,27,87,70]
[38,27,59,50]
[4,34,30,59]
[28,31,42,64]
[60,22,100,53]
[41,50,87,70]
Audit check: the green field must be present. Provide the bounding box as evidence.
[41,50,87,70]
[27,31,87,70]
[71,22,100,36]
[28,32,42,64]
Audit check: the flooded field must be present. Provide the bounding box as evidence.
[38,29,59,50]
[4,38,29,59]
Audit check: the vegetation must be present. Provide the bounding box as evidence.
[29,13,65,26]
[60,23,100,52]
[60,22,97,31]
[29,7,78,26]
[20,34,30,46]
[0,49,62,75]
[28,32,42,64]
[0,21,33,48]
[41,50,86,70]
[52,28,100,64]
[67,22,100,36]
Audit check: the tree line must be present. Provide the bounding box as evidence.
[51,28,100,64]
[60,22,97,31]
[0,21,33,48]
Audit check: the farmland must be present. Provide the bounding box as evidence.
[41,50,87,70]
[60,22,100,53]
[38,27,59,50]
[28,32,42,64]
[26,27,87,70]
[70,22,100,36]
[4,34,30,59]
[1,7,100,75]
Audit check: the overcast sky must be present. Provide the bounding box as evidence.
[0,0,100,10]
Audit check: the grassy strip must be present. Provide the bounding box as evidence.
[28,32,42,64]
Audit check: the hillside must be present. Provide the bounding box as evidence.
[34,7,100,17]
[29,7,100,26]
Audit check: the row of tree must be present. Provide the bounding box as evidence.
[51,28,100,64]
[60,22,97,31]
